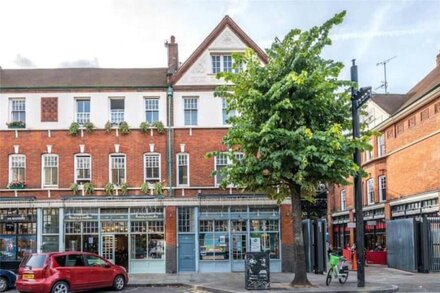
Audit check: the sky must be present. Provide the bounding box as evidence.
[0,0,439,94]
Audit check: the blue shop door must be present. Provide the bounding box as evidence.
[178,234,196,272]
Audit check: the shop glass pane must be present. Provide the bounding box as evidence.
[250,232,280,259]
[83,235,98,253]
[42,235,59,252]
[131,234,147,259]
[0,235,16,261]
[65,235,81,251]
[43,209,59,234]
[232,234,247,260]
[148,234,165,259]
[17,235,37,260]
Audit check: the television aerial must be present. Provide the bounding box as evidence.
[375,56,396,93]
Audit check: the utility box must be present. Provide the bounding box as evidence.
[302,219,327,274]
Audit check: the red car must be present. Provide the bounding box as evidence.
[16,251,128,293]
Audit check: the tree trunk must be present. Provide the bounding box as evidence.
[290,183,312,287]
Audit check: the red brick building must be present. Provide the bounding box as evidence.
[0,16,293,273]
[328,53,440,252]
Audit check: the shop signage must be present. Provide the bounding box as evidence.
[245,252,270,290]
[67,214,93,220]
[3,215,26,222]
[133,213,161,220]
[367,220,377,226]
[347,222,356,228]
[250,237,261,252]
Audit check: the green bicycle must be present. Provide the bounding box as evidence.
[326,253,349,286]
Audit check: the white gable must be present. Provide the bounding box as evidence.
[176,27,248,86]
[364,100,390,130]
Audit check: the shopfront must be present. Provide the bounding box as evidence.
[63,206,165,273]
[363,208,386,251]
[0,208,37,270]
[177,205,281,273]
[331,213,349,250]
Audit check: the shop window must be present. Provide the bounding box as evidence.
[379,176,386,202]
[367,179,374,205]
[199,220,229,260]
[9,154,26,185]
[75,154,91,184]
[42,154,59,188]
[64,220,99,253]
[130,220,164,260]
[144,154,160,183]
[177,153,189,186]
[145,98,159,123]
[110,154,126,185]
[42,208,59,252]
[420,108,429,121]
[110,98,125,125]
[340,190,347,211]
[250,219,280,259]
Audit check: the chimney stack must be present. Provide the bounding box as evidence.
[167,36,179,74]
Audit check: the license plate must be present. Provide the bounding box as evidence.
[23,273,34,280]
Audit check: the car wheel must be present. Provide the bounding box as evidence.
[0,276,8,292]
[113,275,125,291]
[51,281,69,293]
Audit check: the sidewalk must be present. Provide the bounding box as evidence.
[128,265,401,292]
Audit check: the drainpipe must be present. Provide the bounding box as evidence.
[167,83,174,197]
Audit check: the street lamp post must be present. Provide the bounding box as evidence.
[350,59,371,288]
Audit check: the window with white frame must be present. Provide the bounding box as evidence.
[110,98,125,125]
[341,190,347,211]
[184,97,198,126]
[222,98,236,125]
[377,134,385,157]
[177,153,189,186]
[145,98,159,123]
[9,154,26,183]
[75,155,91,184]
[144,154,160,182]
[223,55,232,72]
[215,153,228,186]
[110,155,126,185]
[379,176,386,202]
[212,55,221,74]
[76,98,90,124]
[10,98,26,123]
[367,179,374,205]
[365,139,373,161]
[42,154,59,187]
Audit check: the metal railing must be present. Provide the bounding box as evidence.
[76,112,90,124]
[111,110,124,124]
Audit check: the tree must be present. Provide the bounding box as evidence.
[213,11,371,286]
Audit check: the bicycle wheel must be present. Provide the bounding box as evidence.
[339,270,349,284]
[326,268,333,286]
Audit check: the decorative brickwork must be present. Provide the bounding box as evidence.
[41,97,58,122]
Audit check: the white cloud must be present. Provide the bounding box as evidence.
[14,55,36,68]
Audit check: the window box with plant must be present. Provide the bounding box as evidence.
[120,182,129,195]
[7,121,26,129]
[153,121,165,134]
[104,182,115,195]
[83,182,94,195]
[69,122,80,136]
[8,181,26,189]
[118,121,130,135]
[70,182,79,194]
[83,121,95,133]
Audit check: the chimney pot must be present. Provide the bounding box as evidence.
[171,35,176,44]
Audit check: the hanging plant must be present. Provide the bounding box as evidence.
[105,121,113,134]
[139,122,150,134]
[154,181,164,195]
[69,122,80,136]
[140,182,150,194]
[104,182,115,195]
[70,183,79,195]
[84,122,95,134]
[120,182,129,195]
[153,121,166,134]
[119,121,130,135]
[83,182,94,195]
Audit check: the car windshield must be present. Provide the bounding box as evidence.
[23,255,46,268]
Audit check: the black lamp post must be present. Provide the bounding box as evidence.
[350,59,371,288]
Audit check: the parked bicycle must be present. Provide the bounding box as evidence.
[326,253,349,286]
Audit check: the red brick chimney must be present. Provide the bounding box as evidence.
[167,36,179,74]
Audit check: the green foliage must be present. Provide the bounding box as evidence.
[105,121,113,134]
[140,182,150,194]
[118,121,130,135]
[70,183,79,195]
[104,182,115,195]
[154,181,164,195]
[213,11,371,202]
[153,121,166,134]
[84,122,95,133]
[7,121,26,128]
[83,182,94,195]
[69,122,80,136]
[120,182,129,195]
[139,122,150,133]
